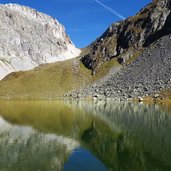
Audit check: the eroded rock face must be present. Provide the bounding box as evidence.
[0,4,80,79]
[75,34,171,100]
[82,0,171,71]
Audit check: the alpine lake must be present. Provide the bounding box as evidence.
[0,100,171,171]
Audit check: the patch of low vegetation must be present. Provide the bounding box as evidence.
[125,50,143,65]
[137,87,171,107]
[159,88,171,102]
[0,56,121,99]
[141,88,171,114]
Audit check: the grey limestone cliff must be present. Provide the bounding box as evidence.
[0,4,80,79]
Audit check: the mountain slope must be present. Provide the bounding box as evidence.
[0,55,120,99]
[0,4,80,79]
[74,34,171,100]
[82,0,171,73]
[0,0,171,100]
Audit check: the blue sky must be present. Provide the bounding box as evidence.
[0,0,151,48]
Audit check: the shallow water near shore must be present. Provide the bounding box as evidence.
[0,100,171,171]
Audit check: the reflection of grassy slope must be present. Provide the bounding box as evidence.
[81,121,119,170]
[0,100,120,140]
[0,100,170,170]
[0,100,120,170]
[81,123,171,171]
[68,101,171,170]
[0,100,92,138]
[0,57,120,99]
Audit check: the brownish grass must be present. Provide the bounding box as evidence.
[0,57,121,99]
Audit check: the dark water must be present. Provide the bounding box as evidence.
[0,100,171,171]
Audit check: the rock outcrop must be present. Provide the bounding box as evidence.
[0,4,80,79]
[82,0,171,73]
[67,0,171,100]
[74,34,171,100]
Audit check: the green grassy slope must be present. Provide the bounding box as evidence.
[0,56,120,99]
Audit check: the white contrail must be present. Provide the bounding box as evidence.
[94,0,126,20]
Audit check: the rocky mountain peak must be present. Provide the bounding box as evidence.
[3,4,67,41]
[0,4,80,79]
[82,0,171,73]
[153,0,171,7]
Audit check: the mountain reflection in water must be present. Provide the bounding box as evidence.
[0,100,170,171]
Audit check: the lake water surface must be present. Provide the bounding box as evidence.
[0,100,171,171]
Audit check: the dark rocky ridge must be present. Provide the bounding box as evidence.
[82,0,171,74]
[70,34,171,100]
[65,0,171,100]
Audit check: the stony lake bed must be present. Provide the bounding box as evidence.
[0,100,170,171]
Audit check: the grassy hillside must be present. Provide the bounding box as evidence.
[160,88,171,99]
[0,55,121,99]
